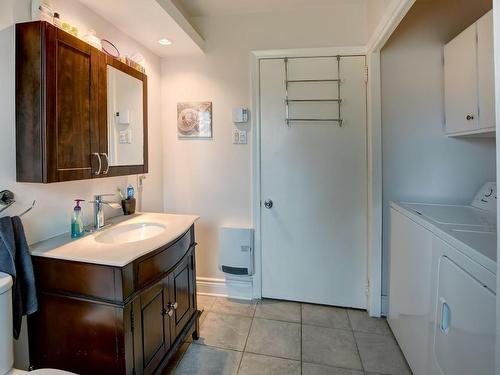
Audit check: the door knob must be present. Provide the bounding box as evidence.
[264,200,273,209]
[466,114,474,120]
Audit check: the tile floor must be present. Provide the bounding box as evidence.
[164,295,412,375]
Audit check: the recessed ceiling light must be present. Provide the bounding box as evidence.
[158,38,173,46]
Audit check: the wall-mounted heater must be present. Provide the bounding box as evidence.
[219,227,254,276]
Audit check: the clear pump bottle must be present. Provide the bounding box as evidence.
[71,199,85,238]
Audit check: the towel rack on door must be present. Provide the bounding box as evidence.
[284,55,343,127]
[0,190,36,217]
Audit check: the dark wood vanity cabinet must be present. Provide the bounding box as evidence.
[28,226,199,375]
[133,252,197,375]
[16,21,148,183]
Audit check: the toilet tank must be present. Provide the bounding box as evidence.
[0,272,14,375]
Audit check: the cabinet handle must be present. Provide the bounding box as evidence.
[466,114,474,121]
[92,153,102,176]
[168,308,174,317]
[100,153,110,175]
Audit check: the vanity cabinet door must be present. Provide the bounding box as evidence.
[133,281,171,375]
[169,247,197,338]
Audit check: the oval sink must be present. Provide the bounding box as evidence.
[95,222,166,244]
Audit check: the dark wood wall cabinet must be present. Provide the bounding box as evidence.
[28,226,200,375]
[16,21,148,183]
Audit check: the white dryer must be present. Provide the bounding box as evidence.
[388,182,496,375]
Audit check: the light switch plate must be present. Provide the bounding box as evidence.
[238,130,247,144]
[232,129,240,144]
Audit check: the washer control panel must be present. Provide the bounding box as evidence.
[471,182,497,213]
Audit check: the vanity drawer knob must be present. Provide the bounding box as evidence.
[165,302,178,317]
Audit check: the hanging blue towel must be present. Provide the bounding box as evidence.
[0,216,38,339]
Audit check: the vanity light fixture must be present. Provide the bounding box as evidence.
[158,38,173,46]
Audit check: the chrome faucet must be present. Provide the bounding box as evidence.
[90,194,121,229]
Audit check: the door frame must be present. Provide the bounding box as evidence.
[250,0,415,317]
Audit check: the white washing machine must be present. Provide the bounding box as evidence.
[388,182,496,375]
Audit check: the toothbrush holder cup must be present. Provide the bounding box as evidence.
[121,198,136,215]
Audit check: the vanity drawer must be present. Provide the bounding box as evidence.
[136,228,193,290]
[33,257,120,302]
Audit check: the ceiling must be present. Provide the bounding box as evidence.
[78,0,204,57]
[173,0,366,18]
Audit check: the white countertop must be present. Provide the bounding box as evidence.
[390,201,496,274]
[30,213,199,267]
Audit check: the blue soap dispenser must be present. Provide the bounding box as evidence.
[71,199,85,238]
[127,184,135,199]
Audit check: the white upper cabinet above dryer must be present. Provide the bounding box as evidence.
[444,10,495,136]
[477,11,495,131]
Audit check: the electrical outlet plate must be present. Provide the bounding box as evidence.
[232,129,247,144]
[119,130,132,144]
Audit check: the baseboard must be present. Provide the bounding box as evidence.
[381,295,389,317]
[196,277,253,300]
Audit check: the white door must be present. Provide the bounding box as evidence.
[444,23,479,134]
[260,56,368,308]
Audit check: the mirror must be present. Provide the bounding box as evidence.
[107,65,144,166]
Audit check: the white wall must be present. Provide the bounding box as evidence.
[161,5,369,282]
[0,0,163,368]
[380,0,495,297]
[367,0,395,37]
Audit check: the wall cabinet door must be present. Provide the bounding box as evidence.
[477,11,495,130]
[133,282,171,375]
[47,29,100,181]
[97,55,148,178]
[444,10,495,136]
[444,23,478,135]
[16,21,101,182]
[169,247,196,338]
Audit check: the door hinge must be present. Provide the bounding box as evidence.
[130,310,135,332]
[364,65,369,83]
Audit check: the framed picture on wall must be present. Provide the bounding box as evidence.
[177,101,212,138]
